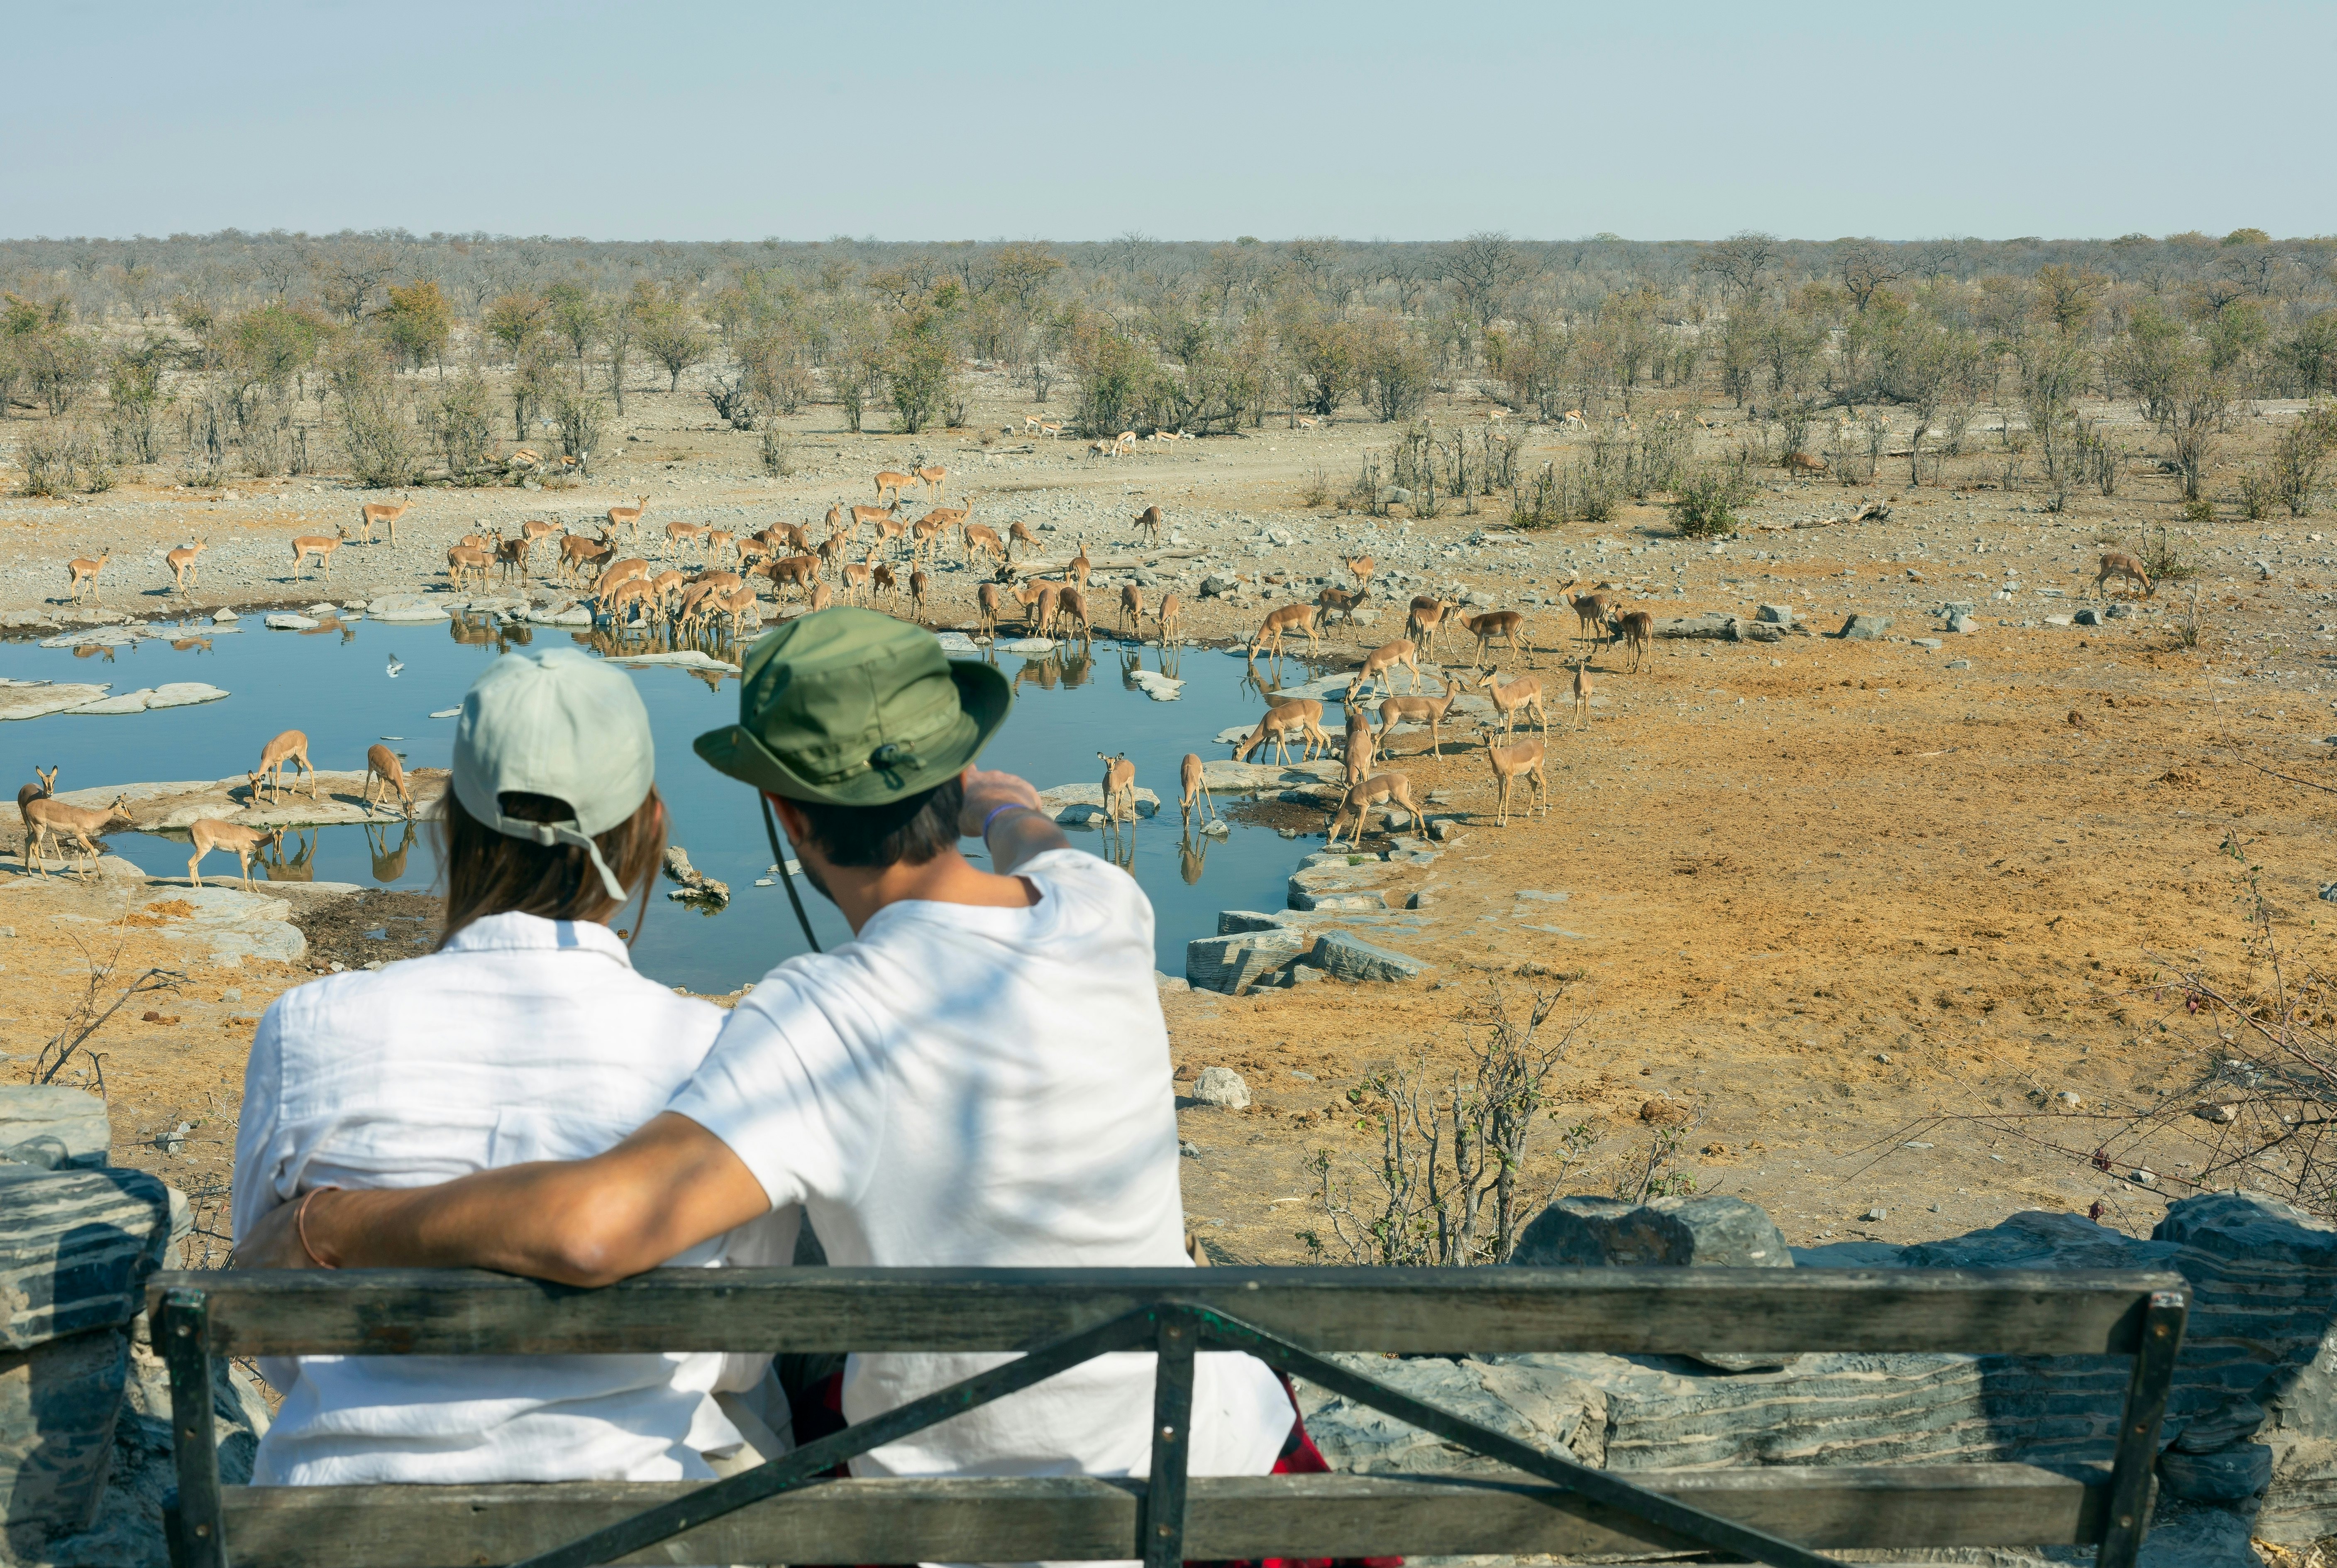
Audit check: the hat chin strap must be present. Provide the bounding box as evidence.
[760,795,822,955]
[496,816,629,903]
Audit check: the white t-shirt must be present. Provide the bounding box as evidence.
[669,848,1291,1483]
[232,913,798,1485]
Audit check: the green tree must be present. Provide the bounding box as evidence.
[883,293,960,434]
[381,280,454,373]
[635,285,711,393]
[485,293,548,364]
[544,283,604,385]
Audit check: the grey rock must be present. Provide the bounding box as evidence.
[1153,971,1188,993]
[2075,607,2104,626]
[1756,603,1795,624]
[1186,928,1307,994]
[1838,612,1893,640]
[2107,601,2138,618]
[0,1165,173,1349]
[2160,1443,2272,1502]
[0,1087,110,1172]
[1947,658,1972,669]
[1192,1067,1251,1110]
[1199,574,1243,598]
[1939,600,1976,619]
[1910,637,1943,649]
[1514,1195,1791,1270]
[1791,1241,1910,1268]
[1216,911,1289,935]
[0,1325,131,1546]
[1948,613,1979,634]
[1739,619,1784,642]
[1309,930,1430,983]
[1652,612,1738,640]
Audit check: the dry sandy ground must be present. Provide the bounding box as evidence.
[2,373,2332,1265]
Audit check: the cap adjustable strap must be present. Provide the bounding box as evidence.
[495,815,629,902]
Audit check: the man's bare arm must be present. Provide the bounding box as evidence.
[960,767,1069,874]
[237,1111,768,1285]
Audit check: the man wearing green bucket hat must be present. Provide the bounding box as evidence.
[246,609,1294,1497]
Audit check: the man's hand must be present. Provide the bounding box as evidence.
[957,767,1042,834]
[959,767,1067,876]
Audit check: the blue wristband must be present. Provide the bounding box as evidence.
[981,803,1034,838]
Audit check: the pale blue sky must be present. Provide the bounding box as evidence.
[12,0,2332,241]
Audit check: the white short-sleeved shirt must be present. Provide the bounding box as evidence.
[232,913,798,1485]
[669,848,1291,1485]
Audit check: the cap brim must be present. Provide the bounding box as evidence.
[694,657,1013,806]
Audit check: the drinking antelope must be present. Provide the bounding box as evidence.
[187,818,286,890]
[357,493,411,544]
[1233,699,1331,765]
[976,581,1004,640]
[1475,668,1548,740]
[250,730,319,801]
[1154,592,1184,645]
[291,532,345,581]
[23,794,132,880]
[1119,584,1145,637]
[2097,550,2152,598]
[1007,520,1038,560]
[362,744,413,818]
[964,523,1006,567]
[1487,737,1548,827]
[1179,752,1217,823]
[1326,771,1419,850]
[65,551,111,603]
[165,539,208,594]
[1056,586,1093,642]
[1249,603,1321,660]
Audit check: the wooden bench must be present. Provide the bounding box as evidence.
[152,1265,2188,1568]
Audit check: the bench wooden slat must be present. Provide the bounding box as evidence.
[213,1465,2109,1567]
[151,1266,2184,1358]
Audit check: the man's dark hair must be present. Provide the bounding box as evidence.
[794,777,964,869]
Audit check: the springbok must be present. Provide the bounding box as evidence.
[1233,700,1331,765]
[23,794,132,880]
[187,818,286,891]
[65,551,111,604]
[165,539,208,594]
[1475,668,1548,740]
[1134,504,1165,542]
[976,581,1004,640]
[362,745,413,818]
[1559,409,1587,430]
[1405,596,1454,657]
[1487,737,1549,827]
[914,464,946,498]
[2097,550,2153,598]
[249,730,319,802]
[1326,771,1419,850]
[1465,609,1531,668]
[608,495,650,540]
[1154,592,1184,645]
[291,532,344,581]
[1248,603,1321,660]
[1347,637,1422,700]
[1570,657,1593,730]
[1617,609,1654,672]
[1119,584,1145,637]
[1179,752,1217,823]
[1569,592,1612,646]
[874,469,916,504]
[1378,673,1460,766]
[1097,752,1138,829]
[357,493,411,544]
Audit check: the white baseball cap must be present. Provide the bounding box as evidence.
[449,648,653,902]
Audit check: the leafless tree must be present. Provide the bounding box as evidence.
[311,242,401,324]
[1695,231,1778,299]
[1835,240,1906,312]
[1445,231,1530,330]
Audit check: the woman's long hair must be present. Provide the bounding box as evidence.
[433,787,665,949]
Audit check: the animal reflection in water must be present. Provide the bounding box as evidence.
[569,622,740,695]
[365,817,419,883]
[261,828,317,883]
[448,612,534,653]
[1011,647,1092,695]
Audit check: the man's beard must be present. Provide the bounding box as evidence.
[797,857,834,904]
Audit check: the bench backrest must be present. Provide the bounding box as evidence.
[150,1265,2188,1568]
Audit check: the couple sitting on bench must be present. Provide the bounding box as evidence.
[231,612,1304,1501]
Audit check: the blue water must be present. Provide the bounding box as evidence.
[0,616,1316,992]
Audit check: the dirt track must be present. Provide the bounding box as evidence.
[4,372,2332,1260]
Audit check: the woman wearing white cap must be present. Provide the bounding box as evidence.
[230,647,796,1485]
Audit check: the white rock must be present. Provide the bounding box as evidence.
[146,683,230,710]
[603,650,740,672]
[264,613,320,630]
[0,683,112,721]
[933,632,982,656]
[1192,1066,1252,1110]
[1131,670,1184,702]
[997,637,1056,654]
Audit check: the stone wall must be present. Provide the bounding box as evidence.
[0,1088,267,1568]
[1293,1190,2337,1564]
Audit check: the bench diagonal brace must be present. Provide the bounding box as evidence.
[511,1305,1158,1568]
[1189,1304,1850,1568]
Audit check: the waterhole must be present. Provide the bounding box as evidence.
[2,614,1329,992]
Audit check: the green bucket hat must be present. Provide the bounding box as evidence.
[693,608,1011,806]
